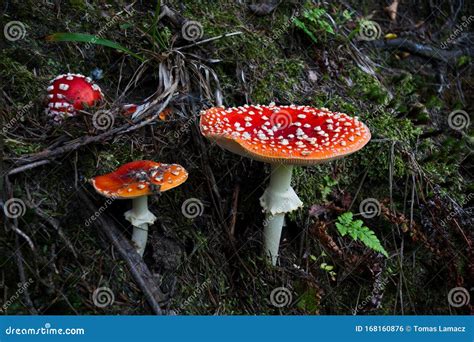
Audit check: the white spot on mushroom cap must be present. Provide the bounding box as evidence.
[200,104,369,160]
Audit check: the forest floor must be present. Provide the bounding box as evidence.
[0,0,473,315]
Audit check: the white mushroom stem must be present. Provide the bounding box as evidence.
[259,164,303,265]
[124,196,157,257]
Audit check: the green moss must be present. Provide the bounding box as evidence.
[425,95,444,110]
[252,59,305,103]
[312,93,359,115]
[0,54,44,102]
[80,137,147,179]
[68,0,87,10]
[5,138,42,155]
[296,285,320,313]
[293,165,337,207]
[392,73,418,97]
[177,0,307,105]
[359,112,419,180]
[346,68,389,105]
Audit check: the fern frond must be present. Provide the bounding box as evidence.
[335,212,389,257]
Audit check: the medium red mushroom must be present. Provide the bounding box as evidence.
[200,104,371,265]
[46,73,103,123]
[91,160,188,256]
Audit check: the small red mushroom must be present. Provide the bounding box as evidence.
[122,103,139,116]
[122,103,171,121]
[91,160,188,256]
[46,73,103,123]
[200,104,371,265]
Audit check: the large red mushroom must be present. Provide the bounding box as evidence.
[200,104,371,265]
[46,73,103,123]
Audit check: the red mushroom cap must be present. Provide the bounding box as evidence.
[122,103,171,121]
[200,104,371,165]
[91,160,188,199]
[46,73,103,123]
[122,103,139,116]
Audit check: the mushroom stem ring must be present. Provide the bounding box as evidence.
[125,196,157,257]
[200,104,371,266]
[91,161,188,257]
[260,164,302,265]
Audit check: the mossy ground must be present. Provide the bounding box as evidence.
[0,0,471,315]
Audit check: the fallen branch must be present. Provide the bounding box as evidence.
[29,204,78,259]
[78,188,166,315]
[14,234,38,315]
[8,83,177,172]
[175,31,243,51]
[3,177,38,314]
[7,160,51,176]
[371,38,474,62]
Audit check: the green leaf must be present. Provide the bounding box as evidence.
[46,33,144,61]
[119,23,133,30]
[335,212,389,257]
[342,9,353,21]
[349,229,358,240]
[293,19,318,43]
[339,212,353,225]
[318,20,335,35]
[335,222,347,236]
[296,288,320,313]
[352,219,364,230]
